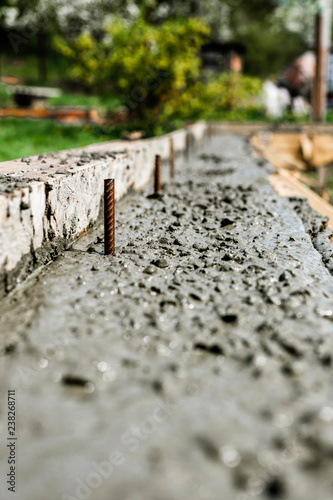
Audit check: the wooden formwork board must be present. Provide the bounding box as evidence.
[269,169,333,230]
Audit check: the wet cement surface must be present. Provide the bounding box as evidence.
[1,135,333,500]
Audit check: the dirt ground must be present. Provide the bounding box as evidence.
[1,134,333,500]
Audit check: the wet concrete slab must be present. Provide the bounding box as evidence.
[0,122,206,298]
[1,134,333,500]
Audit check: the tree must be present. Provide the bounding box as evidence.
[0,0,60,81]
[55,16,210,127]
[0,0,321,81]
[124,1,307,76]
[0,0,134,81]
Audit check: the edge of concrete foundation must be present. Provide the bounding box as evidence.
[0,121,208,297]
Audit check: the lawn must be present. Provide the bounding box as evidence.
[0,118,119,162]
[0,54,70,86]
[0,83,11,106]
[48,92,122,114]
[1,54,122,115]
[0,83,122,117]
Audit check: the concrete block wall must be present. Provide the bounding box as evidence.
[0,122,207,296]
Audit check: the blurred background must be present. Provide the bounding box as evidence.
[0,0,331,161]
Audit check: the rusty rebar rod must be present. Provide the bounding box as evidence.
[169,138,175,178]
[185,131,190,161]
[312,12,328,122]
[208,123,213,140]
[155,155,161,194]
[104,178,115,255]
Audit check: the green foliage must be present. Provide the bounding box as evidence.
[54,17,265,131]
[0,54,70,85]
[0,0,316,81]
[230,16,307,78]
[54,17,210,123]
[0,83,11,106]
[159,73,264,123]
[49,92,122,114]
[270,109,311,124]
[325,110,333,123]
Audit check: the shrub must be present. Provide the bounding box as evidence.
[160,73,263,123]
[54,17,210,125]
[55,18,264,132]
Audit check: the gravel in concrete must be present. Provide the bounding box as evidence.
[1,135,333,500]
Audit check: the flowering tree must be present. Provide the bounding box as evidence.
[55,16,210,125]
[0,0,321,80]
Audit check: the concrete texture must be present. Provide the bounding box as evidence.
[1,134,333,500]
[0,122,207,297]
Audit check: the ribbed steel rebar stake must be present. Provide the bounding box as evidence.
[208,123,213,141]
[155,155,161,194]
[104,178,115,255]
[169,138,175,178]
[185,132,190,161]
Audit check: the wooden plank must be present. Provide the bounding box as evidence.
[269,169,333,230]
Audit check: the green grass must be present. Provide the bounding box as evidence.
[326,111,333,123]
[1,53,122,113]
[0,118,119,162]
[1,54,70,86]
[1,83,121,117]
[203,107,267,122]
[0,83,11,106]
[48,92,122,114]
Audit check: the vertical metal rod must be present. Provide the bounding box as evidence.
[104,179,115,255]
[209,123,213,140]
[206,124,211,142]
[312,12,328,122]
[154,155,161,194]
[185,132,190,161]
[170,138,175,178]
